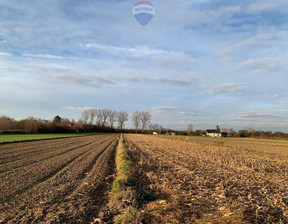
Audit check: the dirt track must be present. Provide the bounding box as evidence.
[0,134,119,223]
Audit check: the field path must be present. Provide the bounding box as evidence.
[0,134,119,223]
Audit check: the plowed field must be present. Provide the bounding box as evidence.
[0,134,119,223]
[2,134,288,224]
[124,134,288,223]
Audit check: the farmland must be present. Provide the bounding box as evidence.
[160,135,288,158]
[1,134,288,223]
[124,134,288,223]
[0,134,119,223]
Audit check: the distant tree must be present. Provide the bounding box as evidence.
[53,115,61,123]
[227,128,236,137]
[187,123,193,135]
[108,110,117,130]
[264,131,273,138]
[274,131,286,139]
[23,117,40,133]
[96,109,103,127]
[89,109,97,125]
[238,129,250,137]
[140,111,152,133]
[216,125,221,133]
[101,109,110,128]
[0,116,15,130]
[150,123,163,134]
[117,111,129,131]
[132,111,141,133]
[77,119,84,130]
[195,130,201,136]
[81,110,89,126]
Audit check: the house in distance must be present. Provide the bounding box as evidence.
[206,129,221,137]
[199,129,228,137]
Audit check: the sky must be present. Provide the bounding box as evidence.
[0,0,287,131]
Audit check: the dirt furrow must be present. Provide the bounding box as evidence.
[0,137,113,203]
[0,136,86,155]
[38,138,118,224]
[0,136,111,172]
[0,134,119,224]
[0,139,96,172]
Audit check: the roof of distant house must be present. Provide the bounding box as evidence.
[207,129,217,133]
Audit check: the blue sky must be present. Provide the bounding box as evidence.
[0,0,287,131]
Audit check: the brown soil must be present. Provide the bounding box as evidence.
[124,134,288,224]
[0,134,119,224]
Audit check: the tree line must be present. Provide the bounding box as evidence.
[1,113,287,139]
[183,124,288,139]
[80,109,153,133]
[0,109,155,134]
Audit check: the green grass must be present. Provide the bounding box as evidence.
[110,134,135,198]
[0,133,99,143]
[110,135,142,224]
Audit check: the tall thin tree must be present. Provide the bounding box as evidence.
[117,111,129,132]
[132,111,141,133]
[140,111,152,133]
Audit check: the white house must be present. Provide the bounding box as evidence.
[206,129,221,137]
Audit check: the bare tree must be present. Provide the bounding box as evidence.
[132,111,141,133]
[101,109,110,128]
[108,110,117,129]
[96,109,103,127]
[0,116,14,130]
[117,111,129,131]
[23,117,40,133]
[140,111,152,133]
[81,109,89,126]
[187,123,193,135]
[89,109,97,125]
[150,123,162,134]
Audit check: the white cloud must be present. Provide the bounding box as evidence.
[254,93,280,99]
[152,107,201,119]
[226,111,286,120]
[86,43,194,59]
[118,76,192,87]
[188,6,242,22]
[66,106,93,111]
[221,34,271,54]
[280,98,288,104]
[234,57,284,74]
[23,54,65,59]
[0,52,12,57]
[246,1,284,14]
[202,83,243,96]
[49,74,116,88]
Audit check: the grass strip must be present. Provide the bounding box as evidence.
[109,134,142,224]
[0,133,102,143]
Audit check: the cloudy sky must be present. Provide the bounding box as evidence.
[0,0,287,131]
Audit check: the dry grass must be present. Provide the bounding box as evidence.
[159,135,288,158]
[125,134,288,223]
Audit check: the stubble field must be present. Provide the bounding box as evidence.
[124,134,288,223]
[0,134,288,223]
